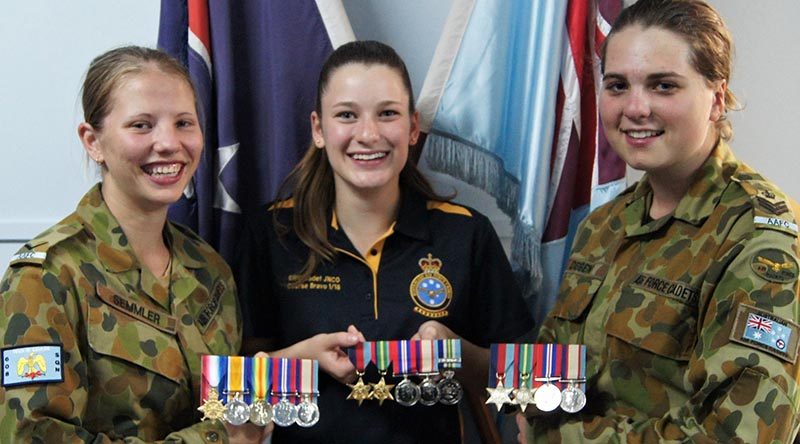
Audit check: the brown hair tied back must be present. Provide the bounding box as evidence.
[601,0,738,141]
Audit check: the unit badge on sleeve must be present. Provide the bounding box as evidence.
[409,254,453,318]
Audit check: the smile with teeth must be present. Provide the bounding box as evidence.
[350,152,387,161]
[143,163,182,177]
[624,129,664,139]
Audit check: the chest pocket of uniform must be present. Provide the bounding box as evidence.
[551,269,604,321]
[87,283,185,384]
[605,279,699,361]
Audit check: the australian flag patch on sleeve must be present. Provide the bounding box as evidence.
[730,304,800,363]
[2,344,64,387]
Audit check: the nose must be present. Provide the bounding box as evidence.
[355,116,380,144]
[154,124,180,153]
[623,88,651,120]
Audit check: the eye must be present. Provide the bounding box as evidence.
[335,111,356,120]
[177,118,197,128]
[603,80,627,94]
[379,109,400,118]
[130,121,152,130]
[653,82,677,93]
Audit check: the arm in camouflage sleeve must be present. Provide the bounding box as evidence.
[0,264,230,443]
[532,226,800,443]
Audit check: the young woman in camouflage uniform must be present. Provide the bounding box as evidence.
[0,47,263,443]
[521,0,800,442]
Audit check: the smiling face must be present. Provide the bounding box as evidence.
[311,62,419,200]
[600,25,725,181]
[80,67,202,213]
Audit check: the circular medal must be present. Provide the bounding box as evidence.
[272,397,298,427]
[419,377,441,406]
[437,377,463,405]
[223,396,251,425]
[249,399,274,426]
[394,378,421,407]
[533,383,561,412]
[296,399,320,427]
[560,384,587,413]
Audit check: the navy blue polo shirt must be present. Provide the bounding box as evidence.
[237,190,532,443]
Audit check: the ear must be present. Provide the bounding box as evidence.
[310,111,325,149]
[709,79,726,122]
[78,122,104,163]
[409,111,421,146]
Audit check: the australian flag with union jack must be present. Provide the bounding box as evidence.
[744,312,792,353]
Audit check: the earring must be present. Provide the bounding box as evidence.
[94,157,104,166]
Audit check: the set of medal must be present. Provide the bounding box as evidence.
[486,343,586,413]
[346,339,463,407]
[199,355,321,428]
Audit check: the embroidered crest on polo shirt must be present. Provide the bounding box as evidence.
[2,344,64,387]
[730,304,799,363]
[409,254,452,318]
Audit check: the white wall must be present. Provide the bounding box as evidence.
[0,1,160,262]
[1,1,799,266]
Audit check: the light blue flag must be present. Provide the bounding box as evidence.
[418,0,568,306]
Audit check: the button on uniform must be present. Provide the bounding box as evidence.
[205,430,219,442]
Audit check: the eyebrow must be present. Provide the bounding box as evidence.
[603,71,685,81]
[331,100,404,108]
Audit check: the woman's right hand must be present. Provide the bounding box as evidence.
[294,325,365,384]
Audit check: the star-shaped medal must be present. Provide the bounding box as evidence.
[485,380,513,411]
[512,386,535,412]
[198,387,226,421]
[370,376,396,405]
[346,376,372,406]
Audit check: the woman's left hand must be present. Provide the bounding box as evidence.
[411,320,458,341]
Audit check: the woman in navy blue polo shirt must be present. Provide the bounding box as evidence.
[237,40,533,443]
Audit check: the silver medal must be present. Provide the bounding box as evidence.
[223,394,251,425]
[437,371,463,405]
[533,383,561,412]
[560,383,586,413]
[272,396,298,427]
[419,377,441,406]
[249,399,274,426]
[296,396,320,427]
[394,377,421,407]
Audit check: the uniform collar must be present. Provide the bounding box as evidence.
[625,141,739,234]
[328,190,430,246]
[75,184,206,273]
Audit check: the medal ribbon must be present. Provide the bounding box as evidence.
[227,356,246,403]
[298,359,317,400]
[489,343,507,386]
[252,355,270,402]
[519,343,532,389]
[375,340,391,373]
[418,339,438,374]
[348,341,372,373]
[533,344,544,389]
[440,339,462,369]
[562,344,586,392]
[201,354,223,402]
[505,343,518,388]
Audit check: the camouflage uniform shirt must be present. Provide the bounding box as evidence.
[0,184,241,443]
[528,142,800,443]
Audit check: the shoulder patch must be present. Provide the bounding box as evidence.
[730,304,799,363]
[736,177,798,237]
[750,249,798,283]
[427,201,472,217]
[2,344,64,387]
[9,221,83,267]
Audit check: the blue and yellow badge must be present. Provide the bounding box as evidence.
[409,253,453,318]
[730,304,800,363]
[2,344,64,387]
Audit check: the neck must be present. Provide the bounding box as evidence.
[334,184,401,256]
[101,187,170,276]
